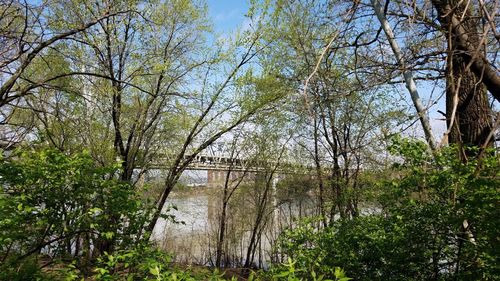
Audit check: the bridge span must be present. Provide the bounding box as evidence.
[146,154,317,187]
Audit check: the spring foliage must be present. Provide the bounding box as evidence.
[277,139,499,280]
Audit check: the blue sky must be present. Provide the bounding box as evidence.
[208,0,249,32]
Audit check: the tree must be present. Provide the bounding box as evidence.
[0,0,129,107]
[145,5,284,235]
[297,0,498,155]
[1,0,284,242]
[213,130,253,268]
[430,0,496,154]
[266,0,406,222]
[371,0,437,150]
[59,0,210,181]
[0,1,132,149]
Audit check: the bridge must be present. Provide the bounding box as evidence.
[146,153,316,187]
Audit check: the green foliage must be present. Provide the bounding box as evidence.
[92,245,181,281]
[0,256,52,281]
[277,139,499,280]
[88,244,348,281]
[0,148,150,278]
[92,245,235,280]
[267,257,350,281]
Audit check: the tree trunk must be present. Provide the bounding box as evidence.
[244,173,272,268]
[216,168,233,268]
[313,115,327,227]
[431,0,493,153]
[371,0,437,151]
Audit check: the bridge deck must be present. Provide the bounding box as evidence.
[146,154,315,173]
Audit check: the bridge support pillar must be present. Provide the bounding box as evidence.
[207,169,252,187]
[207,170,225,187]
[207,170,214,187]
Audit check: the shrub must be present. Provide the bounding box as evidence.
[277,140,499,280]
[0,148,149,277]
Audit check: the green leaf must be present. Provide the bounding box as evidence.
[149,265,161,276]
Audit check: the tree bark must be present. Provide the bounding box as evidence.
[431,0,493,152]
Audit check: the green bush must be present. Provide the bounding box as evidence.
[86,243,348,281]
[277,139,499,281]
[92,245,231,280]
[0,148,150,278]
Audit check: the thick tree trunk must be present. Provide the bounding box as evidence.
[445,57,492,148]
[431,0,493,152]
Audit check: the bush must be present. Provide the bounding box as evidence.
[0,148,149,277]
[277,140,499,281]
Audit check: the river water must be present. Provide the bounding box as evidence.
[149,171,379,267]
[150,183,318,266]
